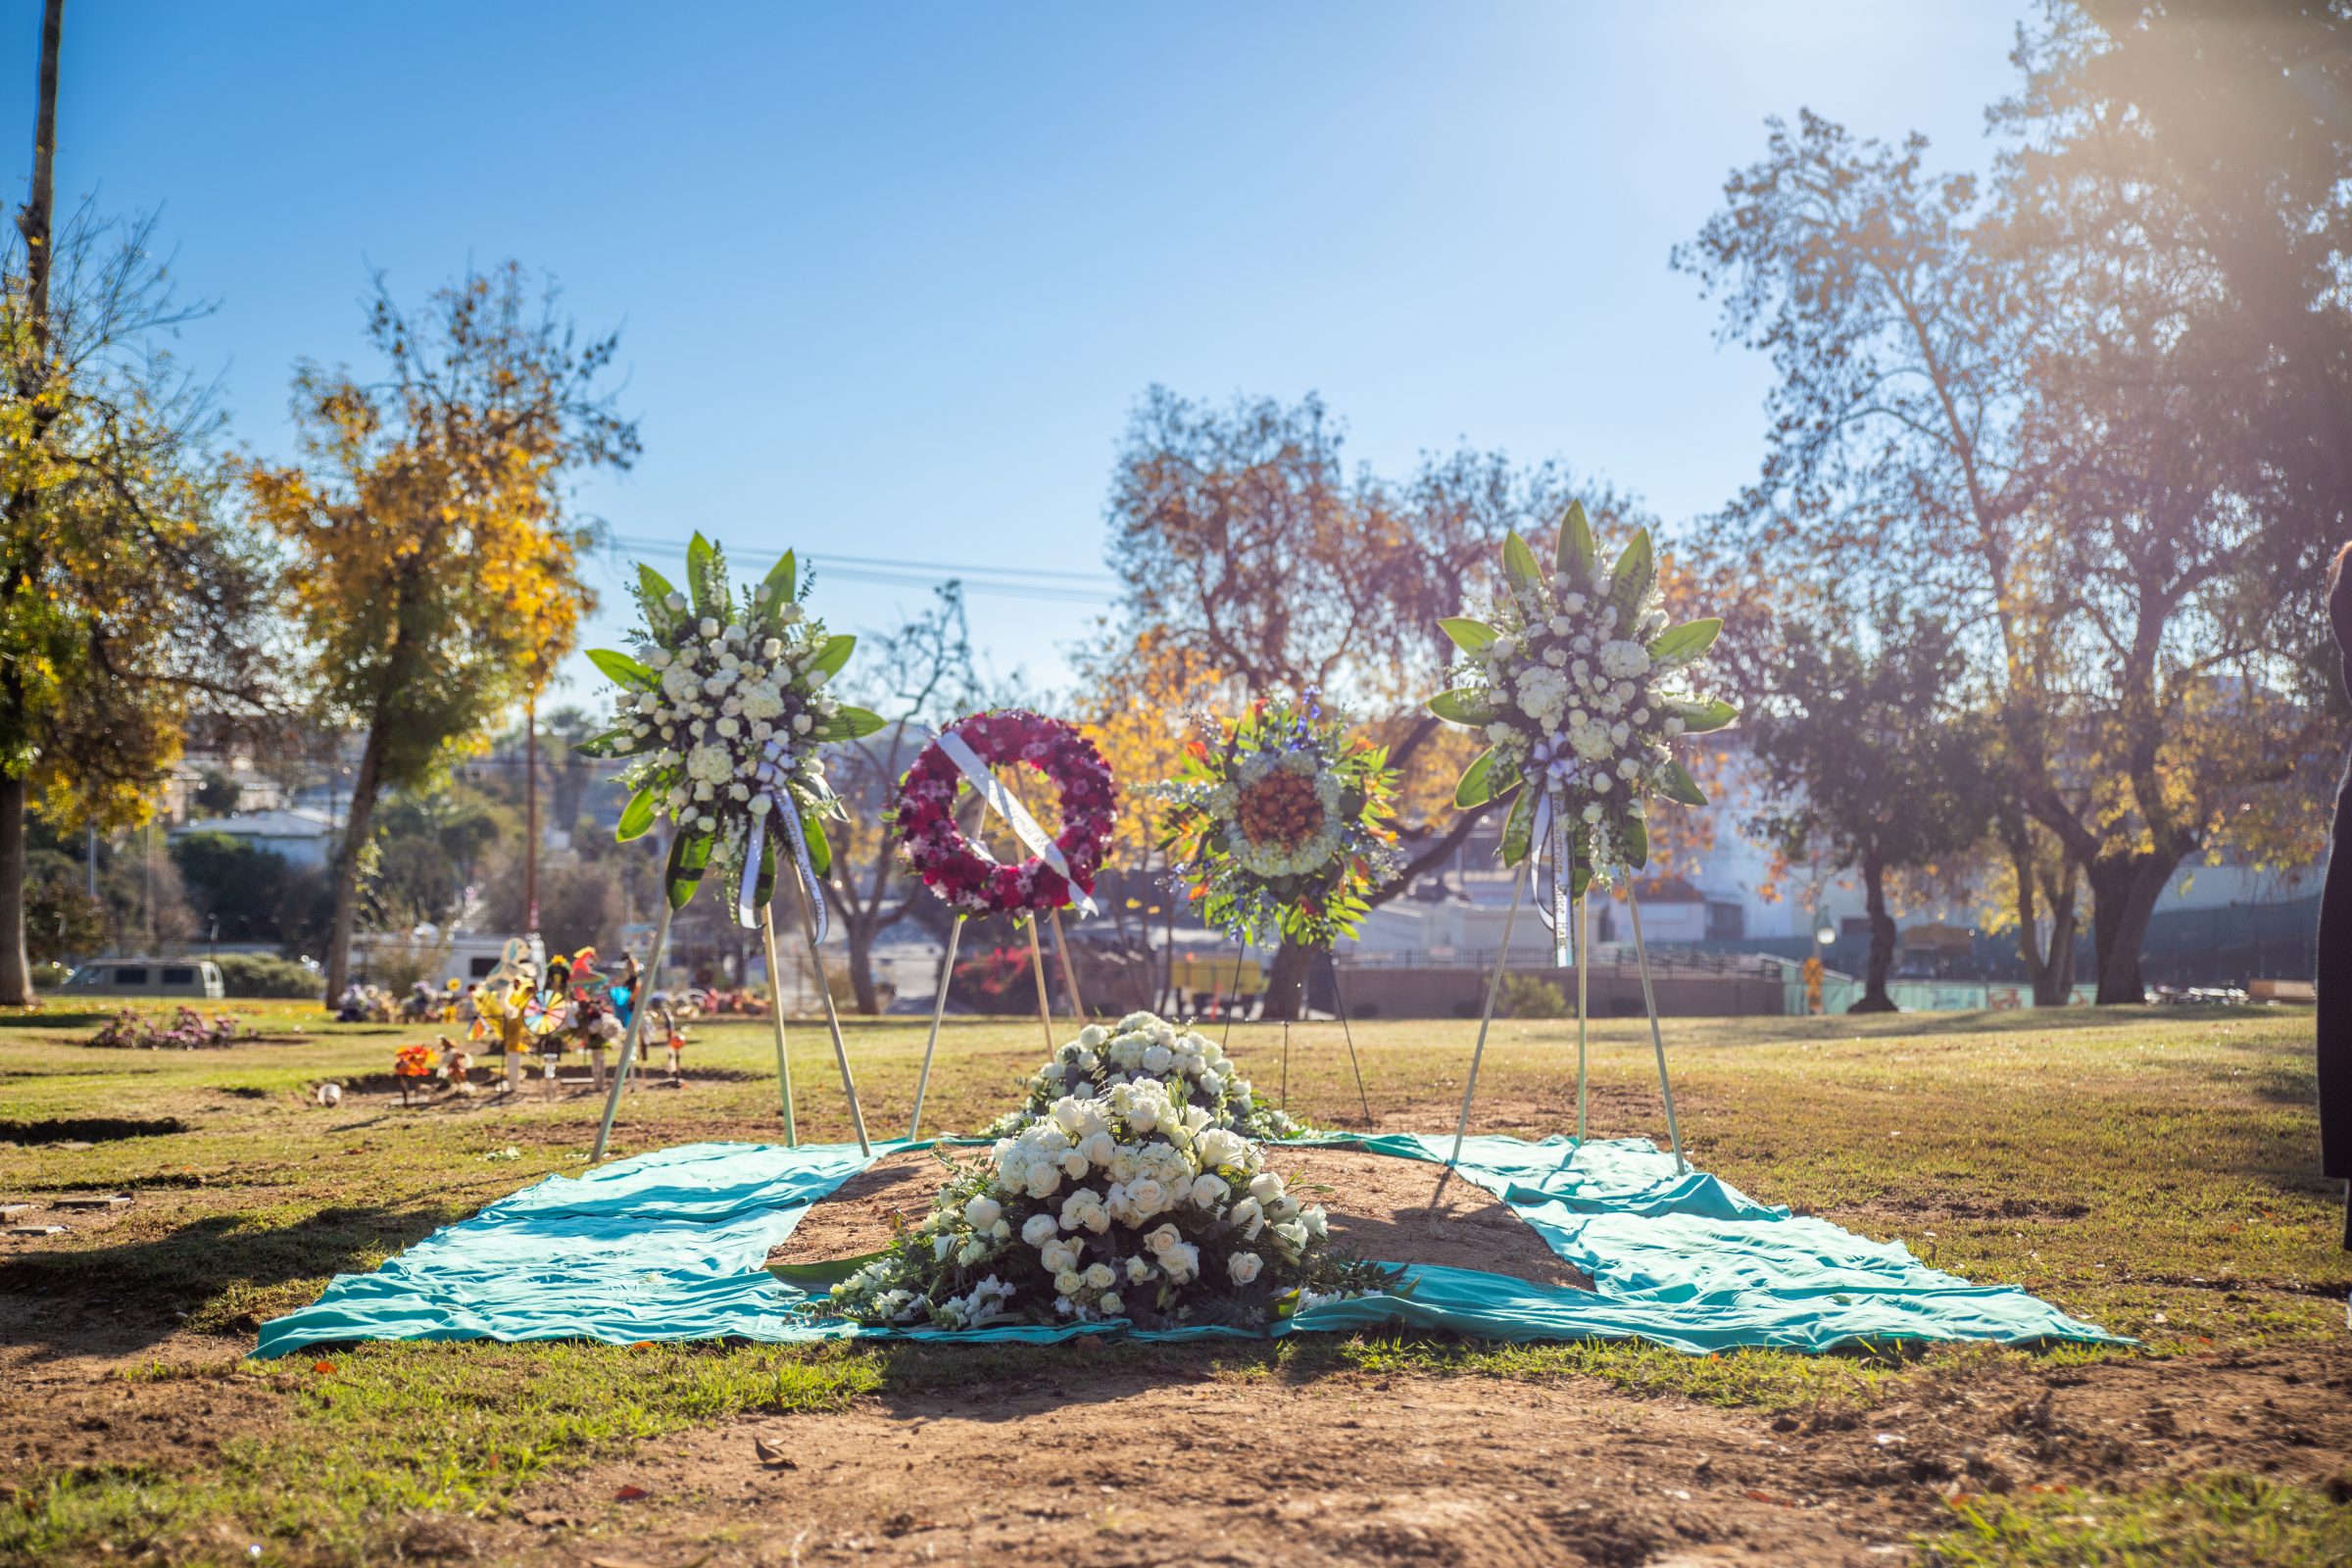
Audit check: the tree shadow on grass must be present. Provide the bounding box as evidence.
[0,1201,451,1356]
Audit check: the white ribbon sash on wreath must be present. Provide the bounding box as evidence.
[734,735,828,939]
[935,729,1100,916]
[1529,787,1575,969]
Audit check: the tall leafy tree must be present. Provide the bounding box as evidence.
[1680,107,2329,1004]
[242,264,637,996]
[1745,599,1996,1011]
[1094,388,1641,1017]
[0,0,273,1002]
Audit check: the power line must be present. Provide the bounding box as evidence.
[601,534,1117,604]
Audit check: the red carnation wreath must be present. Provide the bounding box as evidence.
[894,710,1115,919]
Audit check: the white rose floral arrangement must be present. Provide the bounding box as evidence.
[822,1071,1398,1332]
[1427,502,1736,904]
[983,1010,1303,1142]
[577,535,886,922]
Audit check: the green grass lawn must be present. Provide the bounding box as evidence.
[0,1000,2343,1564]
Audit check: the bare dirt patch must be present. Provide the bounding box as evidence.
[487,1345,2352,1567]
[767,1146,1592,1293]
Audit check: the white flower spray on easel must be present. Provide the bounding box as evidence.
[1428,502,1737,1170]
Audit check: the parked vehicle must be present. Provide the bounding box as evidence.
[61,957,227,1001]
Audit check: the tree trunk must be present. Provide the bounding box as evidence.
[1261,937,1320,1021]
[2084,849,2182,1005]
[1850,854,1898,1012]
[2005,818,2081,1006]
[845,923,880,1015]
[321,722,387,999]
[0,775,31,1004]
[0,2,62,1009]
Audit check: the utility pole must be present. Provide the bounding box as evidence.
[523,695,540,936]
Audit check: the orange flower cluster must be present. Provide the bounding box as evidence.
[394,1044,440,1078]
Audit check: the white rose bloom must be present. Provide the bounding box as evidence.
[1054,1269,1083,1297]
[664,592,687,612]
[1127,1178,1168,1218]
[1227,1197,1264,1239]
[1021,1213,1058,1248]
[793,712,813,734]
[1098,1292,1123,1315]
[964,1196,1003,1231]
[698,617,719,639]
[1124,1255,1153,1283]
[1143,1223,1181,1256]
[1162,1242,1200,1282]
[1188,1173,1228,1208]
[1141,1044,1173,1075]
[1040,1240,1077,1275]
[1227,1250,1263,1285]
[1083,1262,1115,1291]
[1248,1171,1285,1204]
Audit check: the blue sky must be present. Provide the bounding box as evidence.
[8,1,2030,701]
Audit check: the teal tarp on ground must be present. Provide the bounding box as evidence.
[253,1134,2124,1359]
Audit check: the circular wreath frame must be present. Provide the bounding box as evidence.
[894,710,1115,918]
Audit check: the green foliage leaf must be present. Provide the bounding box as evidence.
[665,830,713,911]
[1454,747,1498,808]
[615,786,657,843]
[1426,689,1496,726]
[686,533,719,617]
[570,724,644,760]
[810,634,857,680]
[817,705,890,741]
[1666,697,1739,734]
[1499,780,1538,867]
[1439,616,1498,653]
[802,811,833,878]
[1646,617,1721,668]
[1658,760,1709,807]
[762,549,797,607]
[1619,810,1650,871]
[1608,527,1654,624]
[638,564,684,638]
[1556,499,1594,583]
[1502,530,1544,592]
[753,822,778,909]
[586,648,658,691]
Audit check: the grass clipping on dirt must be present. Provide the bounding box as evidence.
[816,1013,1400,1331]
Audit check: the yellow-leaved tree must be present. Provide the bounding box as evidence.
[0,5,274,1003]
[242,264,638,997]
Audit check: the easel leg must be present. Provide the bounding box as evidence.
[759,906,797,1147]
[908,914,963,1143]
[1625,886,1687,1173]
[1049,906,1086,1021]
[593,900,674,1162]
[796,873,869,1157]
[1280,1017,1290,1109]
[1447,871,1528,1167]
[1221,943,1247,1049]
[1026,918,1056,1054]
[1330,954,1372,1127]
[1575,891,1590,1148]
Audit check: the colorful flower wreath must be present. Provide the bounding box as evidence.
[894,710,1116,919]
[1149,692,1402,948]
